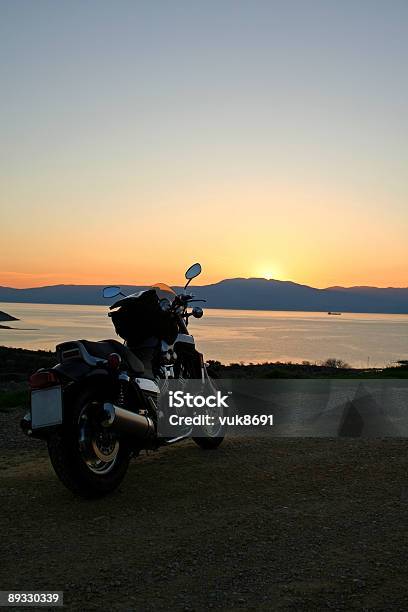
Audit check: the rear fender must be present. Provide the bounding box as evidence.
[25,366,114,439]
[53,361,91,382]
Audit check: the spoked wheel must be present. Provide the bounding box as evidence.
[77,401,120,474]
[48,381,131,498]
[174,363,225,450]
[192,372,225,449]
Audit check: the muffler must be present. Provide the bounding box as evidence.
[102,402,155,439]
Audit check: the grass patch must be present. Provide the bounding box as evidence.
[0,389,29,412]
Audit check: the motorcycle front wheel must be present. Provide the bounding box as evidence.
[192,371,225,450]
[47,380,132,498]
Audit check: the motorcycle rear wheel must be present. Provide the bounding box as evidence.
[48,380,132,498]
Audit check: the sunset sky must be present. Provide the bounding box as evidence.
[1,0,407,289]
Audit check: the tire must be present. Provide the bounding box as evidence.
[192,434,224,450]
[192,370,225,451]
[47,379,131,498]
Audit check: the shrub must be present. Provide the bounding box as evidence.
[322,358,350,369]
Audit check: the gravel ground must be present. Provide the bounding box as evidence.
[1,406,408,611]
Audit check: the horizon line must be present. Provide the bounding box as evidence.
[1,277,408,291]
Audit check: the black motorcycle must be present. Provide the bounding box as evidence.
[21,263,224,497]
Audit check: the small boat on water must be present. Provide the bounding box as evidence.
[328,312,342,315]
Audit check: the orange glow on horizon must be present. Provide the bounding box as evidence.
[1,184,407,290]
[1,265,407,290]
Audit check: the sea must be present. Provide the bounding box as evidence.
[1,302,407,368]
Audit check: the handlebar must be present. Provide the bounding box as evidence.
[176,294,206,304]
[168,294,206,319]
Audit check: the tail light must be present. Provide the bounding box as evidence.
[29,370,60,390]
[107,352,122,371]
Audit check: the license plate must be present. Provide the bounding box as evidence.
[31,386,63,429]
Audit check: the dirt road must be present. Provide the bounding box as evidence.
[1,406,408,610]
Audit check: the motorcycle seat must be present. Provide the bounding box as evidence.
[79,339,146,375]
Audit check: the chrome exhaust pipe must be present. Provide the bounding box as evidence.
[102,402,155,438]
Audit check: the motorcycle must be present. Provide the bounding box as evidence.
[21,263,224,498]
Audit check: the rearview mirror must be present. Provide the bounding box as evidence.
[185,263,202,280]
[103,286,121,299]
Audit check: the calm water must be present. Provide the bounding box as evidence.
[1,302,407,368]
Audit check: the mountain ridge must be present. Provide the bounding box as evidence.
[0,278,407,314]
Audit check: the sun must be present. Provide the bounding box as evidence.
[256,265,282,280]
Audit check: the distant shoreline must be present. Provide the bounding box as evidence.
[0,327,37,330]
[0,300,407,317]
[1,346,407,386]
[0,309,19,323]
